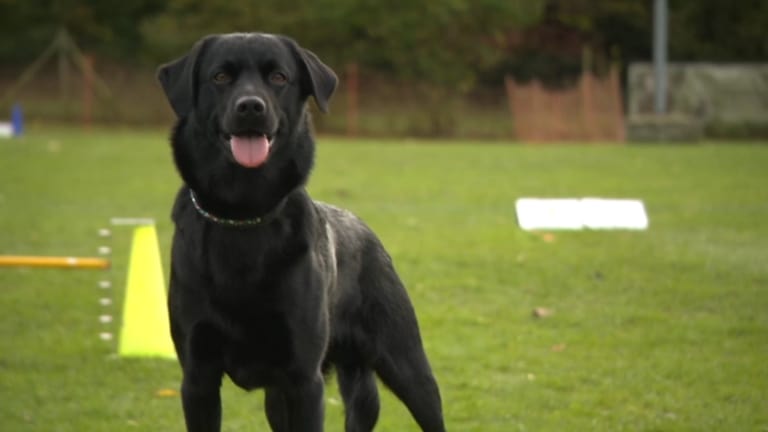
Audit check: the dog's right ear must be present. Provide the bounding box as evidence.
[157,37,213,118]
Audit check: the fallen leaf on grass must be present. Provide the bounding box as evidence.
[541,233,556,243]
[550,343,567,352]
[155,388,180,398]
[532,307,554,318]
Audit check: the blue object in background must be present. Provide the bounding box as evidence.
[11,104,23,136]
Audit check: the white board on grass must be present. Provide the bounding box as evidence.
[516,198,649,231]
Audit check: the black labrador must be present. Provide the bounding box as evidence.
[157,33,446,432]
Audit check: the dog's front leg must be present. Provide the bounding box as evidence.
[181,370,223,432]
[265,373,325,432]
[180,323,225,432]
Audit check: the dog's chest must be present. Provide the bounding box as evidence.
[196,225,308,389]
[207,227,274,278]
[221,316,293,390]
[201,221,305,294]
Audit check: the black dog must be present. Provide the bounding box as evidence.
[157,33,446,432]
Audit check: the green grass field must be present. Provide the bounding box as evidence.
[1,128,767,431]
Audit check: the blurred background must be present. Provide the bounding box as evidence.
[1,0,767,140]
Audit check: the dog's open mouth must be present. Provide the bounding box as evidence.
[227,133,273,168]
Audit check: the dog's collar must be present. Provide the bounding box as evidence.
[189,190,271,227]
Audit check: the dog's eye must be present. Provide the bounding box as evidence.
[213,72,232,84]
[269,72,288,86]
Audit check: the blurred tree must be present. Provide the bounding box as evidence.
[669,0,768,61]
[0,0,167,62]
[477,0,652,87]
[490,0,768,87]
[141,0,545,88]
[546,0,768,64]
[557,0,650,62]
[2,0,766,86]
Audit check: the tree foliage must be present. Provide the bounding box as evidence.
[550,0,768,63]
[668,0,768,61]
[139,0,546,87]
[1,0,767,88]
[0,0,165,61]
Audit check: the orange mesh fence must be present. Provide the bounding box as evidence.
[506,68,625,143]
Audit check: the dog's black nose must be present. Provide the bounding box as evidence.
[235,96,266,116]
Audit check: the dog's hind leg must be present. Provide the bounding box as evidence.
[374,341,445,432]
[337,365,380,432]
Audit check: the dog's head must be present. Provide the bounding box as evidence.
[157,33,337,169]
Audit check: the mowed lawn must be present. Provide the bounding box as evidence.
[1,127,766,431]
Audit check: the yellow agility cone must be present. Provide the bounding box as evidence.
[118,224,176,360]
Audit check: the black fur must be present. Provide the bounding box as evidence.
[158,33,445,432]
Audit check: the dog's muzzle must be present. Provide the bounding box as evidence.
[223,96,278,168]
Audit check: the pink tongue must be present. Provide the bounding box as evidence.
[230,135,270,168]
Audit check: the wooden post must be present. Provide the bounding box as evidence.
[609,65,626,142]
[531,80,542,142]
[82,54,94,129]
[58,41,70,101]
[504,76,520,140]
[541,85,552,141]
[345,63,359,137]
[581,45,595,141]
[552,89,563,141]
[580,72,596,141]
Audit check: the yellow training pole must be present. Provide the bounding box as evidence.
[0,255,110,269]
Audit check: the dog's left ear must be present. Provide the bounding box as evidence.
[283,38,337,113]
[157,36,214,117]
